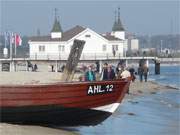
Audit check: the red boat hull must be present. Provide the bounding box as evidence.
[0,79,130,126]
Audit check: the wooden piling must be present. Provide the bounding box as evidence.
[155,60,160,74]
[61,39,85,82]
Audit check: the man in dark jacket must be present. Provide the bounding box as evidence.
[107,65,116,80]
[143,64,149,82]
[138,66,143,82]
[101,63,108,80]
[129,66,136,82]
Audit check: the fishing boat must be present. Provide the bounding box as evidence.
[0,79,130,126]
[0,39,131,126]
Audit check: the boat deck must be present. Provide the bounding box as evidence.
[0,72,81,85]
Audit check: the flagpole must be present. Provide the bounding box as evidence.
[15,33,16,58]
[4,32,6,48]
[10,32,12,60]
[3,32,8,58]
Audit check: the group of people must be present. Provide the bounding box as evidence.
[83,62,133,82]
[27,61,38,72]
[82,62,149,83]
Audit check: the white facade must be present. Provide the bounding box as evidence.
[123,39,128,51]
[162,48,171,54]
[51,32,62,38]
[29,28,124,60]
[130,39,139,51]
[111,31,125,40]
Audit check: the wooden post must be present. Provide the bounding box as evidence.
[10,60,15,72]
[55,60,58,72]
[155,60,160,75]
[14,61,17,72]
[99,60,103,74]
[26,61,28,71]
[35,53,37,60]
[0,61,2,71]
[61,39,85,82]
[146,59,149,67]
[125,60,128,67]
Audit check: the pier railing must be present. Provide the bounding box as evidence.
[29,53,125,60]
[0,53,159,61]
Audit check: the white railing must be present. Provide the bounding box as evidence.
[0,53,159,61]
[29,53,124,60]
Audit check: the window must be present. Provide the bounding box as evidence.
[58,45,65,52]
[39,45,45,52]
[85,34,91,38]
[112,45,118,51]
[102,45,107,51]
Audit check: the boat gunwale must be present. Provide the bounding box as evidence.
[0,79,129,88]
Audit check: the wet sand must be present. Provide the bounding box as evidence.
[0,123,77,135]
[127,80,178,97]
[0,72,179,135]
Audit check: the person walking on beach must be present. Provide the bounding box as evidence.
[129,66,136,82]
[27,61,33,71]
[51,65,54,72]
[119,67,131,94]
[85,66,96,81]
[33,64,38,72]
[143,64,149,82]
[138,66,143,82]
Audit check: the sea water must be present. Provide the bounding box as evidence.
[149,65,180,89]
[75,65,180,135]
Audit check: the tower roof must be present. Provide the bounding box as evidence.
[112,7,125,31]
[51,8,63,32]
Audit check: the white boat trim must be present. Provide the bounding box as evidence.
[92,103,120,113]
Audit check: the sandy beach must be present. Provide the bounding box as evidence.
[0,72,179,135]
[0,72,83,85]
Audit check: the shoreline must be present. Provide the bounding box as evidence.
[126,80,179,101]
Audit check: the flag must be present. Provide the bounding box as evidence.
[4,32,8,41]
[15,34,22,46]
[4,32,7,48]
[5,31,11,46]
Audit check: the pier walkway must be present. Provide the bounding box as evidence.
[0,56,162,74]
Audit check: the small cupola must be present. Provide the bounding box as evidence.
[51,8,63,39]
[111,7,125,40]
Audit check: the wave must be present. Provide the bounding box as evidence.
[152,80,179,90]
[148,76,180,90]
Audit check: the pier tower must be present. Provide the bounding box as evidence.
[51,8,63,39]
[111,7,125,40]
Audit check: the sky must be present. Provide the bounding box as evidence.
[0,0,179,36]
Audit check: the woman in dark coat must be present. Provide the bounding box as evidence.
[107,65,116,80]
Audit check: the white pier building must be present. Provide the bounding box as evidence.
[28,8,126,60]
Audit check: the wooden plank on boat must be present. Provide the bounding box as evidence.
[61,39,85,82]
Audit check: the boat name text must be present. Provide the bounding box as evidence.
[87,84,114,95]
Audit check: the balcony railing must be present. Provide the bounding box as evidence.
[0,52,159,61]
[28,53,124,60]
